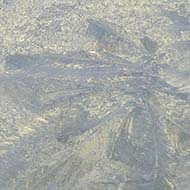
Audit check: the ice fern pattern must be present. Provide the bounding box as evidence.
[1,16,190,190]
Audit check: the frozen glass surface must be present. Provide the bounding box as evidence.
[0,1,190,190]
